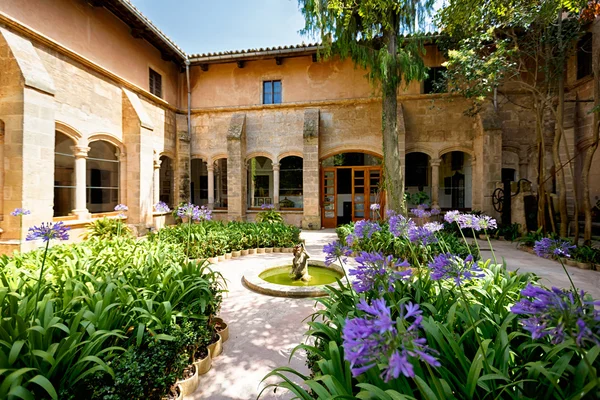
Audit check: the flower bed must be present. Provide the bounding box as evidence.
[0,234,225,399]
[261,211,600,399]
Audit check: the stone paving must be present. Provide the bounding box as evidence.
[189,230,600,400]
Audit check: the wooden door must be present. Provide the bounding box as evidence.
[368,167,384,218]
[352,168,366,221]
[321,168,337,228]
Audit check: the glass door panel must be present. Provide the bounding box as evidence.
[322,168,337,228]
[353,169,366,219]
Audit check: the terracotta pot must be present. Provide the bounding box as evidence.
[193,349,212,375]
[207,333,223,358]
[217,255,225,262]
[232,250,241,258]
[176,364,199,397]
[240,249,249,256]
[207,257,218,264]
[265,247,273,253]
[248,248,256,255]
[284,247,294,253]
[565,258,578,267]
[273,247,282,253]
[577,261,592,270]
[224,253,232,260]
[214,317,229,342]
[257,248,265,254]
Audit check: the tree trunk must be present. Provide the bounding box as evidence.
[382,26,405,214]
[536,103,547,232]
[582,55,600,244]
[554,64,568,237]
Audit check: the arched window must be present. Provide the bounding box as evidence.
[86,141,120,213]
[54,132,75,217]
[439,151,472,210]
[214,158,228,209]
[159,155,174,206]
[279,156,303,209]
[190,157,228,209]
[247,156,273,208]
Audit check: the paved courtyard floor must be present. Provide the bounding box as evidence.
[190,230,600,399]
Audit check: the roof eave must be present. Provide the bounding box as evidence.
[188,45,320,64]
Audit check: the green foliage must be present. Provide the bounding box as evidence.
[256,209,284,224]
[0,238,225,399]
[516,227,545,247]
[405,191,430,206]
[157,221,301,257]
[497,223,522,241]
[84,217,132,240]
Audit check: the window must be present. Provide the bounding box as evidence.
[86,141,120,213]
[424,67,447,94]
[149,68,162,98]
[248,156,273,207]
[279,156,303,209]
[263,80,282,104]
[54,132,75,217]
[159,156,174,206]
[405,152,429,188]
[577,33,592,80]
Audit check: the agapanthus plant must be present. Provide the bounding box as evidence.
[26,222,70,242]
[410,204,432,219]
[10,208,31,217]
[407,225,438,246]
[154,201,171,214]
[388,212,415,238]
[350,251,411,293]
[534,238,575,259]
[324,240,353,266]
[342,298,440,382]
[261,203,275,210]
[354,219,382,240]
[177,202,201,221]
[428,253,483,286]
[511,284,600,346]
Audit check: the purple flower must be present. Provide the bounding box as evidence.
[343,299,439,381]
[350,251,411,293]
[11,208,31,217]
[444,210,461,224]
[154,201,171,214]
[114,204,128,218]
[428,253,484,285]
[370,203,380,211]
[411,208,431,218]
[26,222,70,242]
[534,238,575,259]
[354,220,381,239]
[423,222,443,233]
[345,234,355,247]
[261,203,275,210]
[323,240,353,266]
[458,214,478,230]
[511,284,600,346]
[476,215,497,230]
[430,207,441,216]
[177,203,201,221]
[197,205,212,221]
[407,225,438,246]
[389,214,415,238]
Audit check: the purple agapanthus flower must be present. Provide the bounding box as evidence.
[370,203,381,211]
[430,207,441,216]
[411,208,431,219]
[354,220,381,239]
[407,225,438,246]
[114,204,128,218]
[197,205,212,221]
[424,222,443,233]
[389,213,415,238]
[11,208,31,217]
[476,215,497,231]
[154,201,171,214]
[350,251,411,293]
[428,253,484,285]
[177,203,201,221]
[26,222,70,242]
[533,238,575,259]
[323,240,353,266]
[444,210,461,224]
[261,203,275,210]
[342,299,440,382]
[457,214,478,230]
[511,284,600,346]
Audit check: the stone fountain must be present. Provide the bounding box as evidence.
[290,243,311,282]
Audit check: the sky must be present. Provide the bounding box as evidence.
[130,0,311,55]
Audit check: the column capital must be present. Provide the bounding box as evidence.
[154,158,162,169]
[272,162,280,171]
[429,158,442,167]
[207,164,215,172]
[71,145,90,158]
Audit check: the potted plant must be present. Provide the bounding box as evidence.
[573,245,596,270]
[193,323,213,375]
[207,332,223,358]
[213,317,229,342]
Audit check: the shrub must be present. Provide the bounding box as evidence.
[84,217,132,240]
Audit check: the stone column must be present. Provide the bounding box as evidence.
[207,163,215,208]
[302,109,320,229]
[430,158,441,209]
[273,162,280,208]
[227,114,247,220]
[72,145,90,219]
[153,157,161,206]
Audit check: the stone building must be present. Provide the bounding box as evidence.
[0,0,597,253]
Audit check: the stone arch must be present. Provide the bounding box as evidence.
[55,121,83,144]
[210,153,228,164]
[405,145,436,159]
[159,150,176,160]
[438,146,475,159]
[277,150,303,162]
[246,151,275,162]
[319,147,383,161]
[88,133,125,155]
[190,152,210,162]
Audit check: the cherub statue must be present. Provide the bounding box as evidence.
[291,243,311,282]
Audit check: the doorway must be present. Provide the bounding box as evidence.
[320,152,383,228]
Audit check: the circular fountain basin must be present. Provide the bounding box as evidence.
[243,260,345,297]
